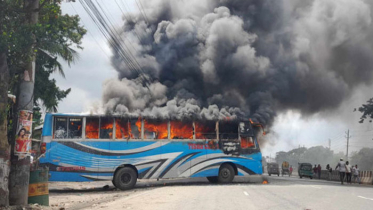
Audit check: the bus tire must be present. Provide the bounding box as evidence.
[206,176,219,183]
[113,167,137,190]
[218,164,235,183]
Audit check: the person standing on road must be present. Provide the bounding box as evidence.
[335,158,346,184]
[345,161,352,184]
[313,165,317,178]
[326,164,331,180]
[290,165,293,176]
[317,164,321,179]
[353,164,361,184]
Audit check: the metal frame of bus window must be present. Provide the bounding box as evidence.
[98,116,115,140]
[53,116,68,139]
[192,120,218,141]
[238,121,257,149]
[52,115,84,141]
[84,116,100,140]
[114,118,141,141]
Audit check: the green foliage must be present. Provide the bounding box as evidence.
[275,146,345,169]
[34,54,71,112]
[1,0,86,111]
[358,98,373,123]
[350,148,373,171]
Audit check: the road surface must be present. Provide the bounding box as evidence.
[48,175,373,210]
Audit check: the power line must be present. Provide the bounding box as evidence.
[135,0,149,24]
[69,2,110,59]
[79,0,152,88]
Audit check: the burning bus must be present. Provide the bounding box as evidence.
[39,113,264,190]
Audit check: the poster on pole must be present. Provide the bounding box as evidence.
[14,110,33,157]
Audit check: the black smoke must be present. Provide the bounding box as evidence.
[103,0,373,125]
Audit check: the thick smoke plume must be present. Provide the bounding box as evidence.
[103,0,373,125]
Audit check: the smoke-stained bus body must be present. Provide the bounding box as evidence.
[39,113,263,190]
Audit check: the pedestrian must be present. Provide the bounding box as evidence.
[313,165,317,178]
[290,165,293,176]
[317,164,321,179]
[345,161,352,184]
[328,166,333,181]
[335,158,346,184]
[353,164,361,184]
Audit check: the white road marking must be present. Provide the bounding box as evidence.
[310,186,321,189]
[243,191,249,196]
[358,196,373,201]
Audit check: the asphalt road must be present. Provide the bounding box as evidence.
[49,175,373,210]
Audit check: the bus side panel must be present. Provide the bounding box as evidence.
[108,141,161,179]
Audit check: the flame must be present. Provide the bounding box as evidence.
[241,137,254,148]
[135,118,141,136]
[86,119,99,139]
[144,120,168,139]
[170,121,193,139]
[115,119,130,139]
[195,122,216,139]
[100,119,113,138]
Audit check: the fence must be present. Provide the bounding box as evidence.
[314,170,373,185]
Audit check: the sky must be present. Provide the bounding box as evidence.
[52,1,373,158]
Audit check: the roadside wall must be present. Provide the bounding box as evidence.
[313,170,373,185]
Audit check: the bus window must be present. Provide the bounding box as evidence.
[144,119,168,139]
[130,118,141,139]
[68,118,82,139]
[86,118,99,139]
[219,121,238,139]
[100,118,113,139]
[195,121,216,139]
[241,137,255,149]
[170,121,193,139]
[115,118,130,139]
[54,117,67,139]
[239,122,254,137]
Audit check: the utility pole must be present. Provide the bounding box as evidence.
[9,0,39,205]
[328,139,331,150]
[345,130,351,161]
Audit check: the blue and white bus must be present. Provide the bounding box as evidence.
[39,113,263,190]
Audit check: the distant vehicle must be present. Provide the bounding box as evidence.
[281,161,290,176]
[39,113,264,190]
[298,163,313,179]
[267,163,280,176]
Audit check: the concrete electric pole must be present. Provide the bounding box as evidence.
[345,130,351,161]
[8,0,39,205]
[328,139,331,150]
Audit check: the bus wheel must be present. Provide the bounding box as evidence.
[206,176,218,183]
[218,164,235,183]
[113,167,137,190]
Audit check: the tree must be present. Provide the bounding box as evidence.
[350,148,373,171]
[0,0,85,206]
[357,97,373,123]
[275,146,345,170]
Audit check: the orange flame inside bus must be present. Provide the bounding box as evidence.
[100,119,113,139]
[115,119,130,139]
[143,120,168,139]
[195,122,216,139]
[241,137,255,148]
[170,121,193,139]
[86,119,99,139]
